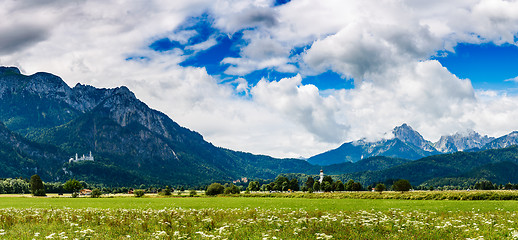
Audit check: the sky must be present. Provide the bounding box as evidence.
[1,0,518,158]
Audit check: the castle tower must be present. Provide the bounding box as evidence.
[319,169,324,184]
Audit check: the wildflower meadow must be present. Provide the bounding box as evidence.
[1,192,518,239]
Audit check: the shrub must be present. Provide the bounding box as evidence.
[33,189,46,197]
[163,186,172,196]
[91,188,102,198]
[134,189,145,197]
[206,183,225,196]
[189,189,197,197]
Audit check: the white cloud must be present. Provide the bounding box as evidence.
[185,38,218,52]
[251,75,348,142]
[505,76,518,82]
[2,0,518,159]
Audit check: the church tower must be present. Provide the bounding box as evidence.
[319,169,324,184]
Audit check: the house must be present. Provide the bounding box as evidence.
[80,189,92,195]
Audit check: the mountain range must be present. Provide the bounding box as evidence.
[308,123,518,166]
[2,66,518,188]
[0,66,316,186]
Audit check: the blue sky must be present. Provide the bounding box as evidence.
[436,43,518,91]
[149,12,518,93]
[3,0,518,158]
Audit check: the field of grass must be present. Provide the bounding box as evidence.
[1,192,518,239]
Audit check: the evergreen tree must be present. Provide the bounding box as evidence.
[334,180,345,191]
[345,179,355,191]
[306,177,315,191]
[30,174,46,196]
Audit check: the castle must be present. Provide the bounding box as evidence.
[69,151,94,163]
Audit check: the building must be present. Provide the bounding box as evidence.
[69,151,94,163]
[319,169,324,184]
[80,189,92,195]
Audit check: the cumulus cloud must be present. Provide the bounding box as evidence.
[223,33,296,75]
[251,75,348,142]
[2,0,518,158]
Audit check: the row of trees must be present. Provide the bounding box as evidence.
[206,183,241,196]
[302,176,363,192]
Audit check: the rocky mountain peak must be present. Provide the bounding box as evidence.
[434,130,495,153]
[392,123,433,150]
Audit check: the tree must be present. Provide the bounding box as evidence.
[63,179,83,197]
[273,176,289,192]
[206,183,225,196]
[306,177,315,191]
[351,182,363,191]
[334,180,345,191]
[91,188,102,198]
[163,186,172,196]
[224,184,240,194]
[322,176,333,185]
[313,182,320,192]
[288,179,299,191]
[247,181,260,192]
[321,181,333,192]
[345,180,355,191]
[79,181,88,189]
[30,175,46,196]
[393,179,412,192]
[375,183,386,193]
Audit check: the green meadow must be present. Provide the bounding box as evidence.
[1,192,518,239]
[1,195,518,212]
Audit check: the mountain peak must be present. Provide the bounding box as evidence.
[393,123,422,141]
[392,123,435,152]
[0,66,21,75]
[112,86,135,98]
[434,130,494,153]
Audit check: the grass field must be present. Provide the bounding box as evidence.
[1,192,518,239]
[1,195,518,212]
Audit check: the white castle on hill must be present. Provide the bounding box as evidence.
[69,151,94,163]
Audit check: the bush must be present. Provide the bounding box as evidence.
[206,183,225,196]
[91,188,102,198]
[33,189,46,197]
[189,189,197,197]
[134,189,145,197]
[72,192,79,198]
